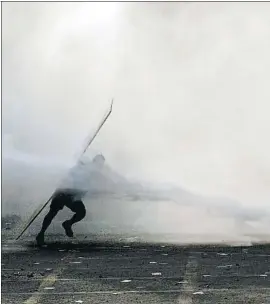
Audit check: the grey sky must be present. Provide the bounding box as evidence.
[3,2,270,207]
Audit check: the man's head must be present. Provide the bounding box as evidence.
[92,154,105,168]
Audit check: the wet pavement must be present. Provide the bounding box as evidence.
[2,236,270,304]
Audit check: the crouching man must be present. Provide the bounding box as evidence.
[36,189,86,246]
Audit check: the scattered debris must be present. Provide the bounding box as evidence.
[121,279,132,283]
[44,287,55,290]
[217,253,228,256]
[217,265,233,269]
[149,262,157,264]
[152,272,162,276]
[193,291,204,295]
[5,223,12,230]
[75,301,83,303]
[2,214,21,230]
[45,268,52,271]
[125,237,139,242]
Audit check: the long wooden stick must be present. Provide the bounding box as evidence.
[15,100,113,240]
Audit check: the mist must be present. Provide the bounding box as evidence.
[2,2,270,243]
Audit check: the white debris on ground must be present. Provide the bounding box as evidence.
[151,272,162,276]
[193,291,204,295]
[149,262,157,264]
[121,279,132,283]
[217,253,228,256]
[217,264,233,269]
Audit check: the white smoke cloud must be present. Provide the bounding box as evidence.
[2,2,270,242]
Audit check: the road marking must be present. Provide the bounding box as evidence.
[67,267,185,271]
[67,256,177,260]
[2,268,25,271]
[4,291,193,295]
[23,274,57,304]
[177,254,199,304]
[1,277,186,282]
[5,287,270,296]
[2,256,183,264]
[190,251,270,257]
[22,254,71,304]
[3,273,270,284]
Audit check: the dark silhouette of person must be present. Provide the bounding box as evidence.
[36,189,86,246]
[36,154,106,246]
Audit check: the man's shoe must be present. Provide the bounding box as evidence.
[62,221,74,237]
[36,233,45,246]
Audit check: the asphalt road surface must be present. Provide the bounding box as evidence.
[2,235,270,304]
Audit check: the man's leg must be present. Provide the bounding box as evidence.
[62,200,86,237]
[36,208,59,245]
[36,194,65,246]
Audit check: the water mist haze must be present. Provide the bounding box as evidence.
[2,2,270,243]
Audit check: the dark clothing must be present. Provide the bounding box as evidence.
[36,190,86,245]
[50,192,72,211]
[49,191,86,223]
[50,190,86,212]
